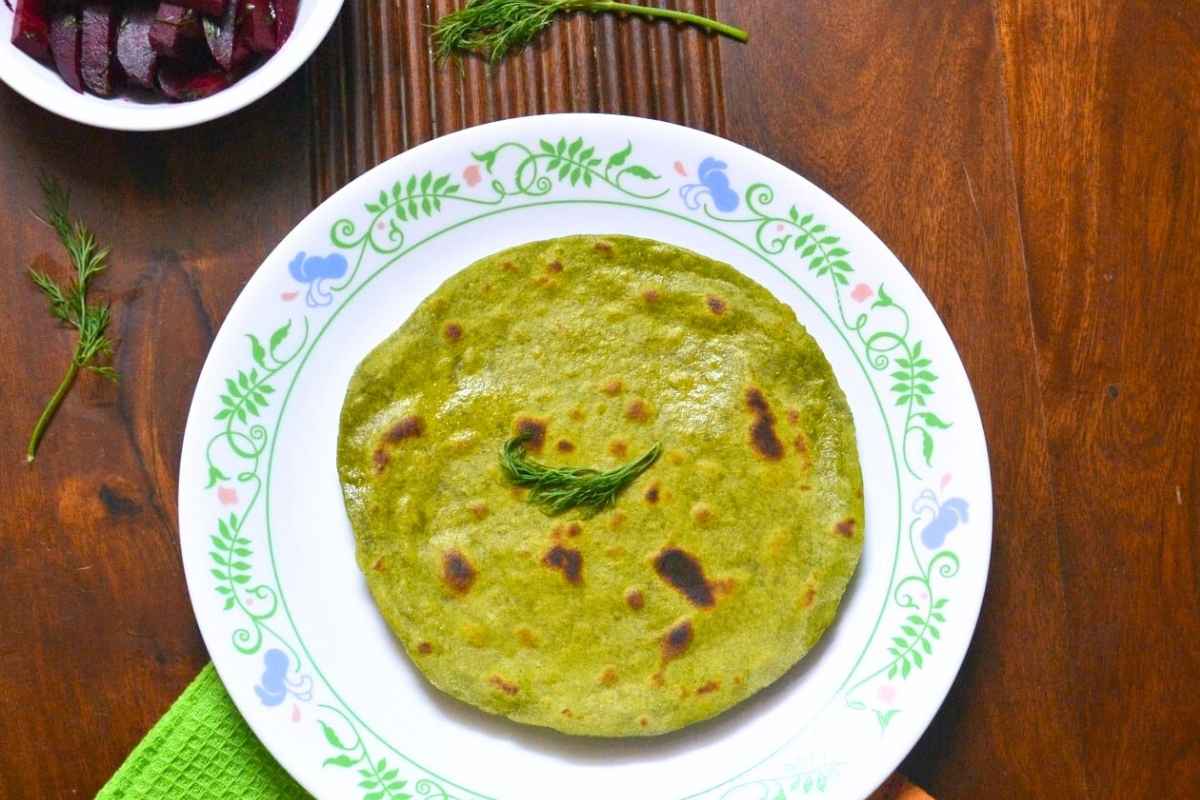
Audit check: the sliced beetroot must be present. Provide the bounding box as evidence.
[240,0,276,54]
[80,3,118,97]
[149,3,204,62]
[48,12,82,93]
[116,7,158,89]
[11,0,51,62]
[271,0,297,46]
[157,62,230,101]
[203,0,250,71]
[173,0,226,17]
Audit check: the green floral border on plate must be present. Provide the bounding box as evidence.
[197,132,971,800]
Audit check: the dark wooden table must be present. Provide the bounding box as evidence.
[2,2,1197,797]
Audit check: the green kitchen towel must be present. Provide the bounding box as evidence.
[97,664,308,799]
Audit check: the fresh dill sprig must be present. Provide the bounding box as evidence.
[500,433,662,516]
[435,0,748,64]
[25,175,118,463]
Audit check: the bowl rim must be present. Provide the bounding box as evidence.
[0,1,345,132]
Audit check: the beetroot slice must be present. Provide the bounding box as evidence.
[203,0,249,71]
[49,12,82,92]
[149,3,204,63]
[80,4,118,97]
[11,0,50,62]
[116,7,158,89]
[271,0,296,46]
[158,62,230,101]
[240,0,276,54]
[173,0,226,17]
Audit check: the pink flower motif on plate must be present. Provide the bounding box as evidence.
[850,283,874,303]
[674,161,687,177]
[217,486,238,506]
[291,704,301,723]
[941,472,953,490]
[877,684,897,705]
[280,291,299,302]
[463,164,482,187]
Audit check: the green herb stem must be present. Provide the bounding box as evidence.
[435,0,747,64]
[25,175,118,463]
[500,433,662,516]
[25,360,79,463]
[586,1,748,42]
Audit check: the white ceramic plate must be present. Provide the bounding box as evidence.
[0,1,343,131]
[180,114,991,800]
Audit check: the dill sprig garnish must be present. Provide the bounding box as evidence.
[434,0,748,64]
[25,175,118,463]
[501,433,662,516]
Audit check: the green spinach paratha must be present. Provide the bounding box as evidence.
[337,235,863,737]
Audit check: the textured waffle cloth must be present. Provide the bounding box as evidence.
[96,664,308,799]
[97,663,931,799]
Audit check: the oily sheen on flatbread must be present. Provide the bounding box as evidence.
[337,235,864,737]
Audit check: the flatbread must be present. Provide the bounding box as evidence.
[337,235,864,736]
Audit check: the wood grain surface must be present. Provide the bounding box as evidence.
[0,1,1196,797]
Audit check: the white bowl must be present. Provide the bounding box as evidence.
[0,2,344,131]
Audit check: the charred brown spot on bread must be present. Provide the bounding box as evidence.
[644,483,660,504]
[733,675,745,686]
[835,518,856,537]
[642,288,661,303]
[567,522,582,537]
[373,449,389,471]
[625,399,651,422]
[556,439,575,453]
[515,627,539,647]
[371,557,387,572]
[800,587,816,608]
[569,407,586,421]
[443,322,463,342]
[609,440,629,458]
[698,680,720,695]
[639,716,650,727]
[543,545,583,585]
[609,511,627,530]
[442,549,476,595]
[661,619,694,663]
[468,502,489,520]
[388,415,425,442]
[705,295,727,315]
[625,588,645,610]
[654,548,716,608]
[787,408,801,425]
[515,417,547,451]
[594,240,614,255]
[488,674,519,695]
[561,708,574,718]
[691,502,714,526]
[417,641,433,655]
[746,388,784,460]
[597,666,618,687]
[601,379,623,397]
[501,260,518,273]
[794,434,809,455]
